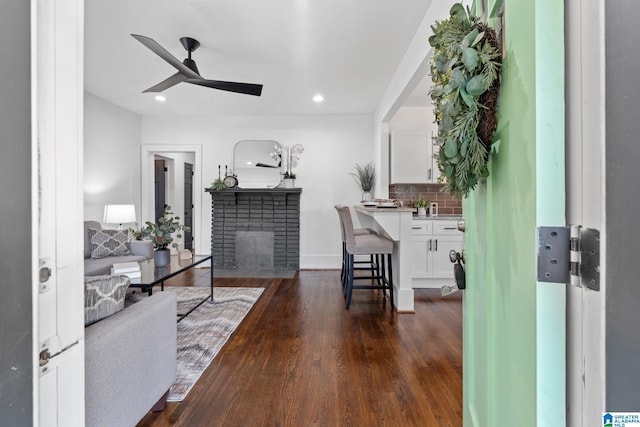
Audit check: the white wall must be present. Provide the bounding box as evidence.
[389,106,434,134]
[142,114,374,268]
[84,93,142,225]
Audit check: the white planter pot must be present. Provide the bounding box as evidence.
[128,240,154,260]
[417,207,427,217]
[280,178,295,188]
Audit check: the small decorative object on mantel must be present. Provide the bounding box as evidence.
[429,3,502,198]
[271,144,304,188]
[414,198,430,217]
[138,206,190,267]
[222,164,239,188]
[210,165,226,190]
[350,162,376,202]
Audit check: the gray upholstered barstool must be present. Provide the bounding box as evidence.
[336,205,394,310]
[334,205,378,291]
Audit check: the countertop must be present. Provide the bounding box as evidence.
[412,215,462,220]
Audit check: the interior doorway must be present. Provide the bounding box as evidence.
[184,162,194,250]
[154,159,167,222]
[141,145,203,255]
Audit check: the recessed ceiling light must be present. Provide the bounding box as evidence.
[154,95,167,102]
[313,94,324,103]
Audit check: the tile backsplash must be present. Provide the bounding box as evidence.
[389,183,462,216]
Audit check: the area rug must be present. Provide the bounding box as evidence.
[128,286,264,402]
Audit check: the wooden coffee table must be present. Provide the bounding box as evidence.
[129,254,213,321]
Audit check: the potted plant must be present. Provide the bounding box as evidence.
[350,162,375,202]
[272,144,304,188]
[414,198,430,217]
[140,207,190,267]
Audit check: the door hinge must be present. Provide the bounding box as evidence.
[537,225,600,290]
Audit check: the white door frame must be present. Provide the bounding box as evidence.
[565,0,606,425]
[33,0,85,425]
[141,144,204,255]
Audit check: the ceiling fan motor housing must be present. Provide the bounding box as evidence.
[180,37,200,53]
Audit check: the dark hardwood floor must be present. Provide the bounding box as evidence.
[138,269,462,427]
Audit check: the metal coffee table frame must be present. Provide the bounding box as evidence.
[128,254,213,322]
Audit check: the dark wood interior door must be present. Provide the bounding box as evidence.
[183,162,194,250]
[154,159,166,223]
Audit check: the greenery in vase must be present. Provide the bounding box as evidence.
[414,198,430,208]
[210,178,226,191]
[128,226,150,241]
[349,162,375,193]
[429,3,502,198]
[140,207,190,250]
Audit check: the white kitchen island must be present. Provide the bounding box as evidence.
[354,205,416,312]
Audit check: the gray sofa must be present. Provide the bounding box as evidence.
[84,221,150,275]
[85,290,177,427]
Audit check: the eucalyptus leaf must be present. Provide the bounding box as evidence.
[458,86,474,107]
[466,75,487,96]
[444,139,458,158]
[449,155,461,165]
[462,47,479,70]
[449,3,465,17]
[460,139,469,156]
[444,84,453,94]
[472,31,485,47]
[464,29,480,47]
[431,85,444,97]
[449,68,465,89]
[445,57,458,71]
[441,115,454,133]
[445,164,454,179]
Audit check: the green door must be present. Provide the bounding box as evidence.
[463,1,565,426]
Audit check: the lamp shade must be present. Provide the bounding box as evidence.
[103,204,136,225]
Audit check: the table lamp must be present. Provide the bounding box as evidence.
[103,204,136,229]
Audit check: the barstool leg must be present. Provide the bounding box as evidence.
[346,253,354,309]
[340,242,346,288]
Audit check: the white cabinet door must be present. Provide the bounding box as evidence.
[391,134,433,183]
[411,220,463,285]
[431,236,463,278]
[411,236,431,278]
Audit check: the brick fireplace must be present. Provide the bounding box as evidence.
[206,188,301,274]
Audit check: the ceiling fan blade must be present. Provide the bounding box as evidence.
[186,79,263,96]
[142,72,188,93]
[131,34,200,79]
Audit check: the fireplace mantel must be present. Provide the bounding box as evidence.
[205,187,301,272]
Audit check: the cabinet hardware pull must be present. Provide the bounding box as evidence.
[435,239,438,251]
[443,227,457,230]
[412,227,422,230]
[428,239,432,251]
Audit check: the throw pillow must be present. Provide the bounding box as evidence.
[88,228,131,259]
[84,275,130,326]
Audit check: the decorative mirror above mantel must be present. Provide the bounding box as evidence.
[233,140,282,188]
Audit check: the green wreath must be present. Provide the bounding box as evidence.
[429,3,502,198]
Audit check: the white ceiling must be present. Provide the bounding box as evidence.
[84,0,434,117]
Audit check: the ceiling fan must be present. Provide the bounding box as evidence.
[131,34,263,96]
